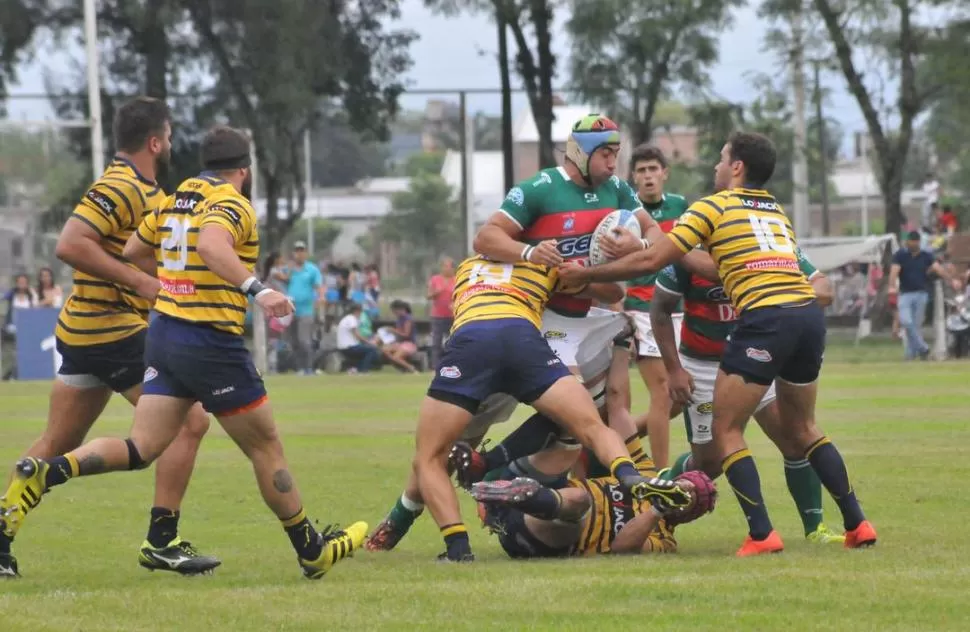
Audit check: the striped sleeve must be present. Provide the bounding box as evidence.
[200,197,255,244]
[667,196,721,253]
[73,181,139,236]
[136,207,160,247]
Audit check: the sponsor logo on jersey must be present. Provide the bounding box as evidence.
[174,196,199,211]
[144,367,158,382]
[706,286,729,302]
[741,198,779,211]
[543,330,567,339]
[745,347,772,362]
[584,193,599,203]
[86,189,117,215]
[563,216,575,233]
[697,401,713,414]
[506,187,525,206]
[557,234,592,257]
[439,365,462,379]
[533,172,552,187]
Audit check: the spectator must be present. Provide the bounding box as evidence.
[922,173,941,228]
[261,252,290,374]
[836,263,866,316]
[889,231,952,360]
[382,299,418,373]
[936,204,959,237]
[335,303,380,373]
[286,241,323,375]
[349,262,367,305]
[36,267,63,308]
[3,272,37,336]
[427,256,455,368]
[323,263,341,305]
[365,263,381,303]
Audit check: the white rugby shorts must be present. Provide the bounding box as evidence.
[629,311,683,358]
[680,354,776,445]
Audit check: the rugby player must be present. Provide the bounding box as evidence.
[559,131,878,555]
[469,466,713,559]
[622,145,689,468]
[0,126,366,579]
[411,254,692,562]
[472,115,707,487]
[651,252,845,544]
[0,97,216,579]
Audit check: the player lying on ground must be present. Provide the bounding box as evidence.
[411,253,692,562]
[470,467,715,559]
[0,126,366,580]
[651,254,844,544]
[368,319,646,551]
[559,131,877,555]
[0,97,215,580]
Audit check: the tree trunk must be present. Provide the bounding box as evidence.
[531,0,556,168]
[879,159,906,237]
[141,0,169,101]
[263,175,282,252]
[497,9,514,191]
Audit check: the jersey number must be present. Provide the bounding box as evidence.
[469,262,513,286]
[160,217,191,271]
[748,214,793,253]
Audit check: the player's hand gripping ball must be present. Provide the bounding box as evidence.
[663,470,717,526]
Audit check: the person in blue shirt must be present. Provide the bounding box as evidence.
[286,241,323,374]
[889,231,951,360]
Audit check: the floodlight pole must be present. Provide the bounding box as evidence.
[83,0,105,179]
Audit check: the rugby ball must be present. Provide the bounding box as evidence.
[588,209,642,266]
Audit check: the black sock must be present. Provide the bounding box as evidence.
[511,487,562,520]
[806,437,866,531]
[610,457,639,482]
[441,523,471,559]
[485,413,559,472]
[146,507,180,548]
[0,533,10,555]
[723,449,774,540]
[45,454,78,488]
[281,508,322,560]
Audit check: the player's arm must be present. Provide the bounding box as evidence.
[680,249,720,284]
[888,252,902,296]
[575,282,625,303]
[650,267,693,405]
[56,184,159,299]
[474,182,561,266]
[123,208,161,277]
[795,246,832,307]
[611,506,664,554]
[197,200,291,317]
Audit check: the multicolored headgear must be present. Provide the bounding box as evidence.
[565,114,621,182]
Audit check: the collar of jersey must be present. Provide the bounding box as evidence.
[731,186,770,196]
[110,155,156,186]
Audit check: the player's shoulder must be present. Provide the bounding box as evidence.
[665,192,689,209]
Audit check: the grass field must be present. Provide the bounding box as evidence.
[1,345,969,630]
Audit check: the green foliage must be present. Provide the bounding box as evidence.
[399,151,446,178]
[567,0,741,145]
[0,129,87,209]
[379,173,462,282]
[841,218,886,237]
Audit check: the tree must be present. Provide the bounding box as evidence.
[282,218,342,258]
[399,151,446,178]
[923,19,970,197]
[566,0,742,146]
[311,110,390,188]
[425,0,558,167]
[810,0,961,236]
[379,173,462,282]
[183,0,416,250]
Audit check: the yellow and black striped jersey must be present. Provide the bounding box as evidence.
[56,156,165,346]
[135,173,258,335]
[667,188,815,312]
[569,461,676,555]
[451,256,560,331]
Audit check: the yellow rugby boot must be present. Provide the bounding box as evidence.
[299,521,368,580]
[0,458,51,538]
[806,523,846,545]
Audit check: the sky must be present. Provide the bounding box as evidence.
[4,0,869,157]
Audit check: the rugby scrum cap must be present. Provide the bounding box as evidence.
[565,114,620,181]
[201,125,252,171]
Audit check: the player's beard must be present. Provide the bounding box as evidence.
[241,169,254,200]
[154,149,172,185]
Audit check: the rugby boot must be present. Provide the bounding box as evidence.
[736,530,785,557]
[470,478,541,505]
[299,521,367,579]
[806,524,846,545]
[621,474,692,511]
[844,520,877,549]
[0,552,18,578]
[366,518,406,552]
[0,457,50,538]
[139,538,222,575]
[449,441,489,489]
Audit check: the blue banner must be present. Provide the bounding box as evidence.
[13,307,61,380]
